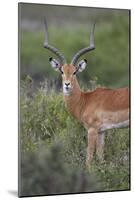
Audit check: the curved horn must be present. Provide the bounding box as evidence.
[71,23,96,66]
[43,19,67,64]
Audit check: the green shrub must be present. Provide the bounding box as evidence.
[93,129,130,191]
[20,142,100,197]
[20,77,130,195]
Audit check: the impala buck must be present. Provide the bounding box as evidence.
[43,20,129,167]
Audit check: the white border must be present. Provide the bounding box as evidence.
[0,0,133,199]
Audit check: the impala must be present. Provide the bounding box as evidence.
[43,20,129,167]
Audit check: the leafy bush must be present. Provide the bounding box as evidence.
[20,142,100,197]
[19,78,130,196]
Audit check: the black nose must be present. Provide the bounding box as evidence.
[65,83,70,86]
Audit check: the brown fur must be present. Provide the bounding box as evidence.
[62,64,129,168]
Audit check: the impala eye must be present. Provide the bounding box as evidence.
[59,68,63,74]
[73,71,76,75]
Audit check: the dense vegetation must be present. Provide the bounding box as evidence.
[19,5,130,197]
[19,77,130,196]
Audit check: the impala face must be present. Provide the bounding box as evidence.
[61,64,75,95]
[44,20,95,95]
[49,57,87,95]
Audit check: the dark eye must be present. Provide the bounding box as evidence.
[73,71,76,75]
[59,68,63,74]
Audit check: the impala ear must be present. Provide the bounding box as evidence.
[49,57,61,71]
[76,59,87,72]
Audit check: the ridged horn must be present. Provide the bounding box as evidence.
[43,19,67,65]
[71,23,96,66]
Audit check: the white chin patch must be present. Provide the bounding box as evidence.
[63,87,72,95]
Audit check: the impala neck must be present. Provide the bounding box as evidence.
[63,77,83,120]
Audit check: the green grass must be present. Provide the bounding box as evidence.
[19,78,130,196]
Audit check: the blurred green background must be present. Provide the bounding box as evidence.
[19,3,130,197]
[20,3,129,89]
